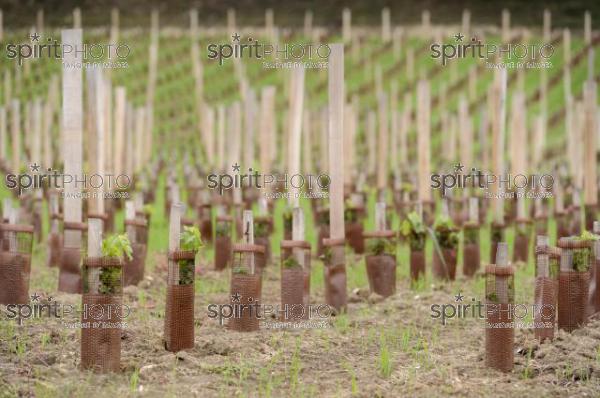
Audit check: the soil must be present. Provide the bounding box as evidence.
[2,245,600,397]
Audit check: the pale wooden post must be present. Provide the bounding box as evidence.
[3,198,12,222]
[36,9,44,33]
[242,210,255,274]
[421,10,431,38]
[491,69,507,224]
[495,242,509,303]
[458,96,472,170]
[0,9,3,42]
[113,87,126,177]
[304,10,313,38]
[377,93,389,193]
[87,218,103,294]
[469,197,479,224]
[0,107,5,162]
[381,8,391,42]
[204,105,215,168]
[125,103,134,177]
[417,80,431,203]
[584,11,591,46]
[342,8,351,43]
[10,100,20,173]
[73,8,81,29]
[135,107,145,173]
[288,68,305,208]
[110,8,119,62]
[125,201,136,244]
[217,105,225,171]
[62,28,83,288]
[344,103,355,188]
[366,110,376,179]
[390,84,399,173]
[328,43,346,306]
[536,236,549,278]
[510,92,526,178]
[232,102,243,207]
[320,109,329,170]
[243,89,257,171]
[501,9,510,42]
[265,9,274,40]
[292,207,305,267]
[92,71,105,215]
[399,93,410,169]
[543,9,551,43]
[168,203,183,284]
[260,86,276,176]
[3,71,10,107]
[462,9,471,37]
[583,80,597,207]
[303,107,313,176]
[227,8,236,33]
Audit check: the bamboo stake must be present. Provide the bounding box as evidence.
[462,9,471,37]
[491,69,507,224]
[469,197,479,224]
[304,10,313,38]
[168,203,183,284]
[583,80,597,205]
[501,9,510,42]
[73,8,81,29]
[87,218,103,293]
[288,68,305,208]
[0,107,5,162]
[242,210,255,274]
[62,28,83,257]
[93,71,105,215]
[458,96,472,169]
[509,92,526,176]
[417,80,431,203]
[584,11,591,46]
[377,93,389,192]
[495,242,509,303]
[11,100,20,173]
[381,8,391,42]
[342,8,351,43]
[113,87,126,177]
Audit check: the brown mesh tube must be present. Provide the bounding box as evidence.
[0,224,34,304]
[123,243,147,286]
[59,221,87,294]
[485,303,514,372]
[589,253,600,316]
[215,236,232,270]
[228,273,261,332]
[432,248,457,281]
[558,271,590,332]
[164,250,196,351]
[317,225,330,257]
[363,231,396,297]
[422,200,435,225]
[281,268,306,320]
[125,219,148,245]
[365,255,396,297]
[485,264,515,372]
[410,250,425,281]
[567,207,581,236]
[584,205,596,232]
[280,240,311,306]
[80,294,123,372]
[322,238,347,312]
[534,277,557,342]
[164,284,195,351]
[199,204,213,243]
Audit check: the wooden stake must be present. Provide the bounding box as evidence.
[62,29,83,254]
[217,105,225,171]
[509,92,526,176]
[495,242,509,302]
[328,43,345,241]
[367,110,376,179]
[242,210,255,274]
[168,203,183,284]
[125,201,136,243]
[292,207,305,266]
[73,8,81,29]
[113,87,126,177]
[377,93,389,192]
[0,106,5,161]
[10,100,19,173]
[417,80,431,203]
[458,96,472,169]
[462,9,471,37]
[381,8,391,42]
[584,11,591,46]
[288,68,305,208]
[491,69,507,224]
[583,80,597,205]
[227,8,236,33]
[304,10,313,38]
[243,89,257,171]
[342,8,351,43]
[501,9,510,42]
[543,9,551,43]
[87,218,103,293]
[375,202,386,231]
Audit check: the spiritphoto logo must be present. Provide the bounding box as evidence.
[4,32,130,68]
[430,292,555,329]
[207,293,333,329]
[2,292,132,329]
[430,162,554,197]
[206,163,330,199]
[5,163,132,196]
[430,33,554,68]
[206,33,330,68]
